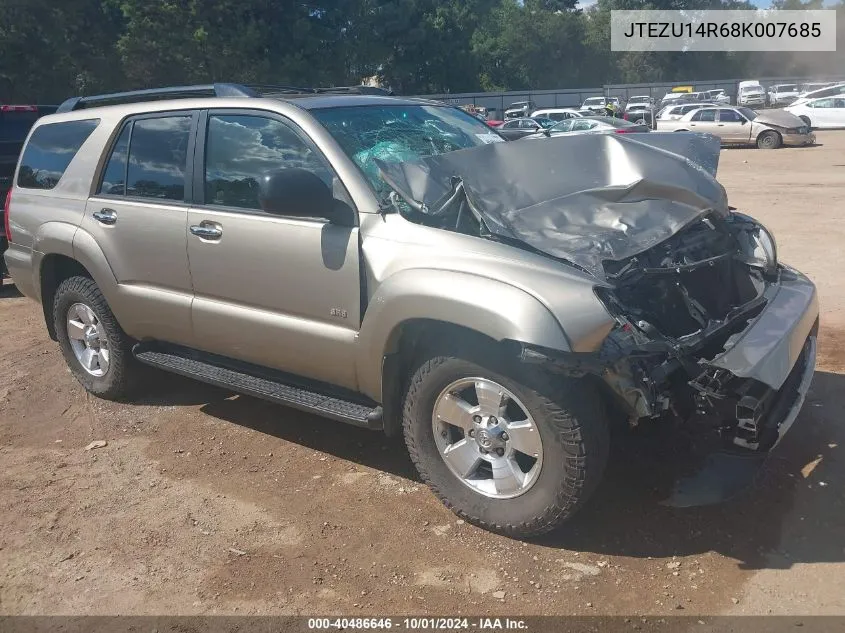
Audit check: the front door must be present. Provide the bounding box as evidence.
[82,111,197,344]
[186,110,362,390]
[716,108,752,143]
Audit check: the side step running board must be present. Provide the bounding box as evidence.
[133,345,383,430]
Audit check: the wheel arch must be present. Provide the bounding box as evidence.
[355,269,573,435]
[39,228,121,341]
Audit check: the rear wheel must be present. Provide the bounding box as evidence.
[757,130,781,149]
[403,352,609,537]
[54,276,138,399]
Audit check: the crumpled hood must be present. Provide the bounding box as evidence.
[376,132,728,279]
[754,109,806,128]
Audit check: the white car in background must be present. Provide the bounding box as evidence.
[768,84,800,107]
[738,82,766,108]
[625,95,654,111]
[790,83,845,107]
[530,108,584,121]
[785,97,845,129]
[705,89,731,105]
[656,102,716,121]
[657,106,815,149]
[581,96,608,112]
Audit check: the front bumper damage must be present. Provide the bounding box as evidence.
[376,133,819,507]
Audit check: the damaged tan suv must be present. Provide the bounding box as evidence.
[4,84,818,536]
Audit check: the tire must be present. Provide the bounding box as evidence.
[53,276,137,400]
[799,115,811,129]
[635,118,648,126]
[756,130,781,150]
[403,352,609,538]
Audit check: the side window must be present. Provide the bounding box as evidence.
[834,98,845,108]
[692,109,717,122]
[204,114,334,211]
[812,98,834,109]
[98,123,130,195]
[554,120,574,132]
[126,116,192,201]
[17,119,99,190]
[502,120,519,129]
[572,120,594,131]
[718,110,743,123]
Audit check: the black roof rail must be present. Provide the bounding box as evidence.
[55,83,259,113]
[55,82,395,113]
[314,85,394,96]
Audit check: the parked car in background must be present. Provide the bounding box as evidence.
[785,97,845,129]
[790,83,845,107]
[581,96,608,112]
[705,89,731,105]
[1,104,58,281]
[768,84,799,107]
[660,93,684,108]
[623,106,656,128]
[530,108,584,122]
[656,102,716,121]
[485,119,504,128]
[503,100,535,120]
[527,116,650,138]
[657,106,814,149]
[799,82,834,97]
[624,95,654,111]
[497,116,555,140]
[737,81,766,108]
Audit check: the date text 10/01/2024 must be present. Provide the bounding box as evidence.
[307,617,529,630]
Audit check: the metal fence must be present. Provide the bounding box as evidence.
[417,74,845,115]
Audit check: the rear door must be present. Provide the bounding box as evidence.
[687,108,720,136]
[83,111,197,343]
[808,98,835,127]
[716,108,751,143]
[185,109,361,389]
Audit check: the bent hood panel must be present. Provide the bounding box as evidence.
[754,109,806,128]
[377,132,727,278]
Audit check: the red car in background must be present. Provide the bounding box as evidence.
[1,104,57,283]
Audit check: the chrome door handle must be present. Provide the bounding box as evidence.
[190,222,223,240]
[93,208,117,225]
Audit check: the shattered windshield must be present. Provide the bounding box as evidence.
[311,105,504,197]
[737,107,758,121]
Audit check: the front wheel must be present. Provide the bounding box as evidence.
[757,130,782,149]
[403,353,609,537]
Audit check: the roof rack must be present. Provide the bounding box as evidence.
[56,83,393,112]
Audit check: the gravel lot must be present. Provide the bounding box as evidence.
[1,131,843,616]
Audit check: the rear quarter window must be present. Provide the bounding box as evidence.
[17,119,99,190]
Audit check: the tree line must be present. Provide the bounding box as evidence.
[0,0,842,103]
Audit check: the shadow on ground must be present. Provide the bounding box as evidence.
[0,282,23,298]
[134,363,844,573]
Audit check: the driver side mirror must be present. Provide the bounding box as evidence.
[740,118,747,124]
[258,168,355,226]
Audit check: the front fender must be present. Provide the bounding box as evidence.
[355,269,571,400]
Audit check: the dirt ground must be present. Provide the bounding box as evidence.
[1,131,844,617]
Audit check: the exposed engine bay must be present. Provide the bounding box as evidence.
[376,132,818,504]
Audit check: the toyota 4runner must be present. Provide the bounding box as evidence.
[4,84,818,536]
